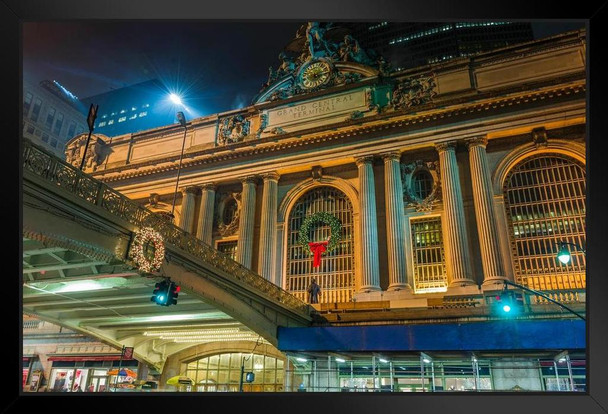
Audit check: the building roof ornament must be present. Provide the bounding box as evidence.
[254,22,386,104]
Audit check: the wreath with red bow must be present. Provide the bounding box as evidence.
[298,212,342,253]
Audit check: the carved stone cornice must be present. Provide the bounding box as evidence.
[95,81,585,184]
[465,135,488,149]
[435,141,457,153]
[261,172,280,182]
[355,155,375,166]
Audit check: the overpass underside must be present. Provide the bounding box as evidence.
[22,140,312,370]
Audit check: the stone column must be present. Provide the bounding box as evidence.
[196,183,216,245]
[235,176,257,269]
[356,156,381,292]
[466,136,506,285]
[382,152,409,291]
[178,186,198,234]
[258,172,279,282]
[435,142,475,286]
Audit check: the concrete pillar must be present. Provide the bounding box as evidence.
[466,136,506,285]
[356,156,381,292]
[196,183,216,245]
[435,142,475,286]
[178,186,198,234]
[236,176,256,269]
[382,152,410,291]
[258,172,279,282]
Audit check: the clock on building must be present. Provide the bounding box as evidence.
[298,60,333,89]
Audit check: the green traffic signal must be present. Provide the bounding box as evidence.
[492,291,523,316]
[151,280,180,306]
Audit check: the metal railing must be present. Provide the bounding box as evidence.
[23,139,310,316]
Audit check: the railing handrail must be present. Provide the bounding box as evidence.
[22,138,310,316]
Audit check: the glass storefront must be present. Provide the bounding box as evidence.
[48,360,138,392]
[285,354,584,392]
[183,352,285,392]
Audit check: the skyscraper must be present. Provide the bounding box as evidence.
[341,22,534,70]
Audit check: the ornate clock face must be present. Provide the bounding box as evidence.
[300,61,332,89]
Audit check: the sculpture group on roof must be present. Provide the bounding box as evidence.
[263,22,389,90]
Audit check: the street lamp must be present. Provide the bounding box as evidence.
[556,241,586,265]
[169,93,183,106]
[169,111,188,221]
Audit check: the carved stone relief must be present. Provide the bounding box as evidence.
[218,115,251,145]
[65,135,108,170]
[401,160,442,212]
[391,75,437,110]
[214,191,242,236]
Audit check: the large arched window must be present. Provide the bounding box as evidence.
[184,352,285,392]
[286,186,355,303]
[503,154,586,300]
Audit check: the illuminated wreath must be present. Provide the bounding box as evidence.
[131,227,165,273]
[298,212,342,254]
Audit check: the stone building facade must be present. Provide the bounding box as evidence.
[58,27,587,392]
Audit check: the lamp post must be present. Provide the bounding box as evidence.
[239,337,263,392]
[556,241,586,265]
[80,103,99,170]
[501,279,585,321]
[170,111,188,220]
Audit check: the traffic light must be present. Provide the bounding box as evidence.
[492,290,524,316]
[151,280,170,306]
[168,281,180,306]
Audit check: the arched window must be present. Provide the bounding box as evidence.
[503,155,586,300]
[184,352,285,392]
[286,186,355,303]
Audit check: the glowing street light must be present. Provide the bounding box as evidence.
[169,93,183,106]
[556,241,585,265]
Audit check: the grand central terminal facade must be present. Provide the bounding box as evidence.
[27,25,586,392]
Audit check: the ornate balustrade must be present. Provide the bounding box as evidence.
[23,139,310,316]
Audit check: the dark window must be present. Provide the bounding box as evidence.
[222,199,238,225]
[31,98,42,121]
[52,361,76,368]
[24,92,33,116]
[53,112,64,135]
[412,170,434,200]
[45,107,56,128]
[41,133,49,143]
[67,122,76,138]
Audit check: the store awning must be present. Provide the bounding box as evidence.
[47,355,122,361]
[277,319,586,352]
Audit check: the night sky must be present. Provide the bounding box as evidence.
[22,21,584,117]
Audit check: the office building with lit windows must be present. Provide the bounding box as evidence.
[23,25,586,393]
[22,76,88,157]
[79,79,177,137]
[341,22,534,70]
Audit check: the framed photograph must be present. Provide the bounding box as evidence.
[11,0,608,413]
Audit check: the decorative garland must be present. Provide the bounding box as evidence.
[298,212,342,254]
[131,227,165,273]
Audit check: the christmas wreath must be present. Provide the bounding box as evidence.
[298,212,342,254]
[131,227,165,273]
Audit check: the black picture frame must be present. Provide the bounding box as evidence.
[7,0,608,413]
